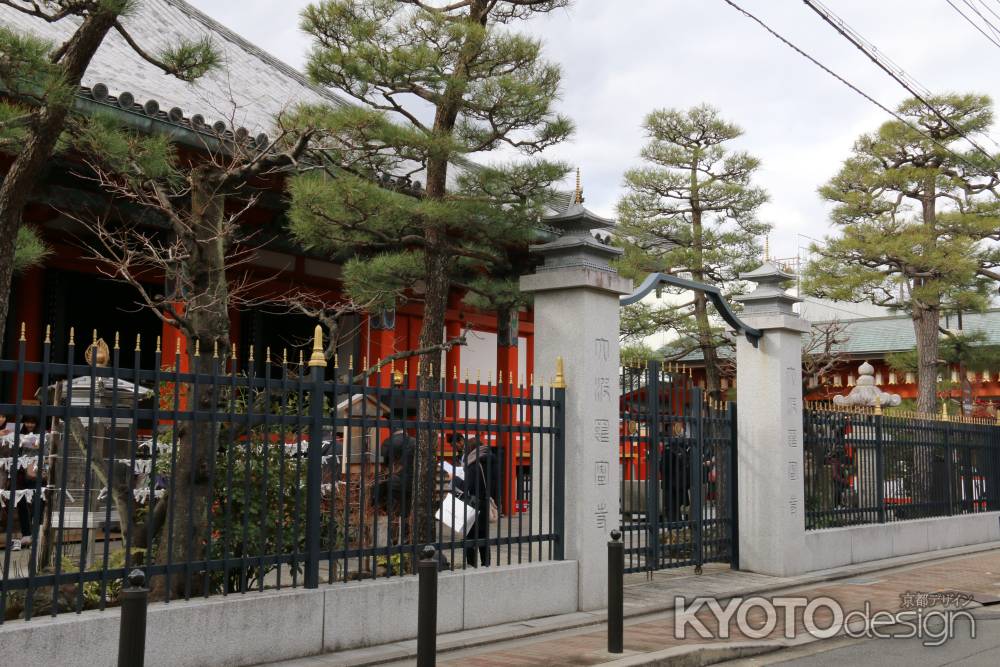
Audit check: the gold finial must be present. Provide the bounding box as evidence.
[298,350,304,367]
[941,400,949,421]
[92,328,98,345]
[309,325,328,368]
[283,348,288,365]
[553,356,567,389]
[69,327,75,346]
[349,355,354,371]
[499,370,504,385]
[45,325,51,344]
[19,322,25,342]
[155,335,161,353]
[175,338,181,356]
[363,356,368,371]
[248,345,255,363]
[135,333,141,352]
[453,365,458,380]
[265,346,271,364]
[85,337,110,367]
[764,236,770,262]
[114,332,120,350]
[334,352,339,369]
[874,393,882,416]
[574,167,584,204]
[231,343,237,361]
[530,373,534,386]
[195,339,201,357]
[213,340,219,359]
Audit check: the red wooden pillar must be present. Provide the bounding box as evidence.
[13,267,44,399]
[497,311,519,515]
[160,304,189,411]
[368,309,398,387]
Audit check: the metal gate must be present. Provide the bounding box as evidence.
[619,360,738,573]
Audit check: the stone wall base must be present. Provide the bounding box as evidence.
[1,560,578,667]
[803,512,1000,572]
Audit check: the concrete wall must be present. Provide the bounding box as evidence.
[804,512,1000,572]
[1,560,578,667]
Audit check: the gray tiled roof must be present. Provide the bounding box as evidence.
[667,309,1000,363]
[0,0,346,136]
[1,0,577,213]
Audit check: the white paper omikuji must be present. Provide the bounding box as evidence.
[0,456,39,471]
[0,488,35,507]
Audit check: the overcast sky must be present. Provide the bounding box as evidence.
[190,0,1000,262]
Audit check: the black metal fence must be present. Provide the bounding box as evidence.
[619,362,736,574]
[804,407,1000,530]
[0,329,565,623]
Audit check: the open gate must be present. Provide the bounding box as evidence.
[619,360,738,573]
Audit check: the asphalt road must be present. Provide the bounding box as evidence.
[731,610,1000,667]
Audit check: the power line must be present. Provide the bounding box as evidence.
[948,0,1000,47]
[978,0,1000,30]
[958,0,1000,45]
[804,0,1000,164]
[718,0,990,175]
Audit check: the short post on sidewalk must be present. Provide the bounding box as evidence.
[608,530,624,654]
[417,546,439,667]
[117,569,148,667]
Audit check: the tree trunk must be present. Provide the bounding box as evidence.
[407,3,486,557]
[412,242,450,549]
[693,293,720,398]
[689,176,720,398]
[0,10,119,346]
[913,306,940,415]
[150,169,231,600]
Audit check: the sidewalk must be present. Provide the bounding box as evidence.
[262,540,1000,667]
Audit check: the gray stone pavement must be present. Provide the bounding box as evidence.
[258,540,1000,667]
[728,610,1000,667]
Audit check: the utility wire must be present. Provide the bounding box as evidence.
[719,0,990,175]
[977,0,1000,31]
[804,0,1000,164]
[949,0,1000,47]
[955,0,1000,45]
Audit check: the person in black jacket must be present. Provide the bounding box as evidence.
[452,437,497,567]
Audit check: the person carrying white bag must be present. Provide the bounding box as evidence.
[449,437,499,567]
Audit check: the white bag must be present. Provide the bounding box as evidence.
[435,492,477,535]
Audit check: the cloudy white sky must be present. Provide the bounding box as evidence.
[189,0,1000,261]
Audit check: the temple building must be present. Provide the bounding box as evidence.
[1,0,586,513]
[669,309,1000,412]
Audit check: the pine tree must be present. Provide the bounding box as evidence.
[291,0,573,546]
[0,0,218,347]
[803,94,1000,415]
[616,105,769,398]
[71,110,316,598]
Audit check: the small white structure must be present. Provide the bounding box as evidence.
[832,361,901,408]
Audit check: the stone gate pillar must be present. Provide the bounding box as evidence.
[520,201,632,611]
[735,262,811,576]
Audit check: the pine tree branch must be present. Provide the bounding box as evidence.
[352,327,471,383]
[0,0,78,23]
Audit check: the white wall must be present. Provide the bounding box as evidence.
[0,561,578,667]
[803,512,1000,572]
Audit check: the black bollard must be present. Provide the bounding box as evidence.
[608,530,624,654]
[118,569,149,667]
[417,546,438,667]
